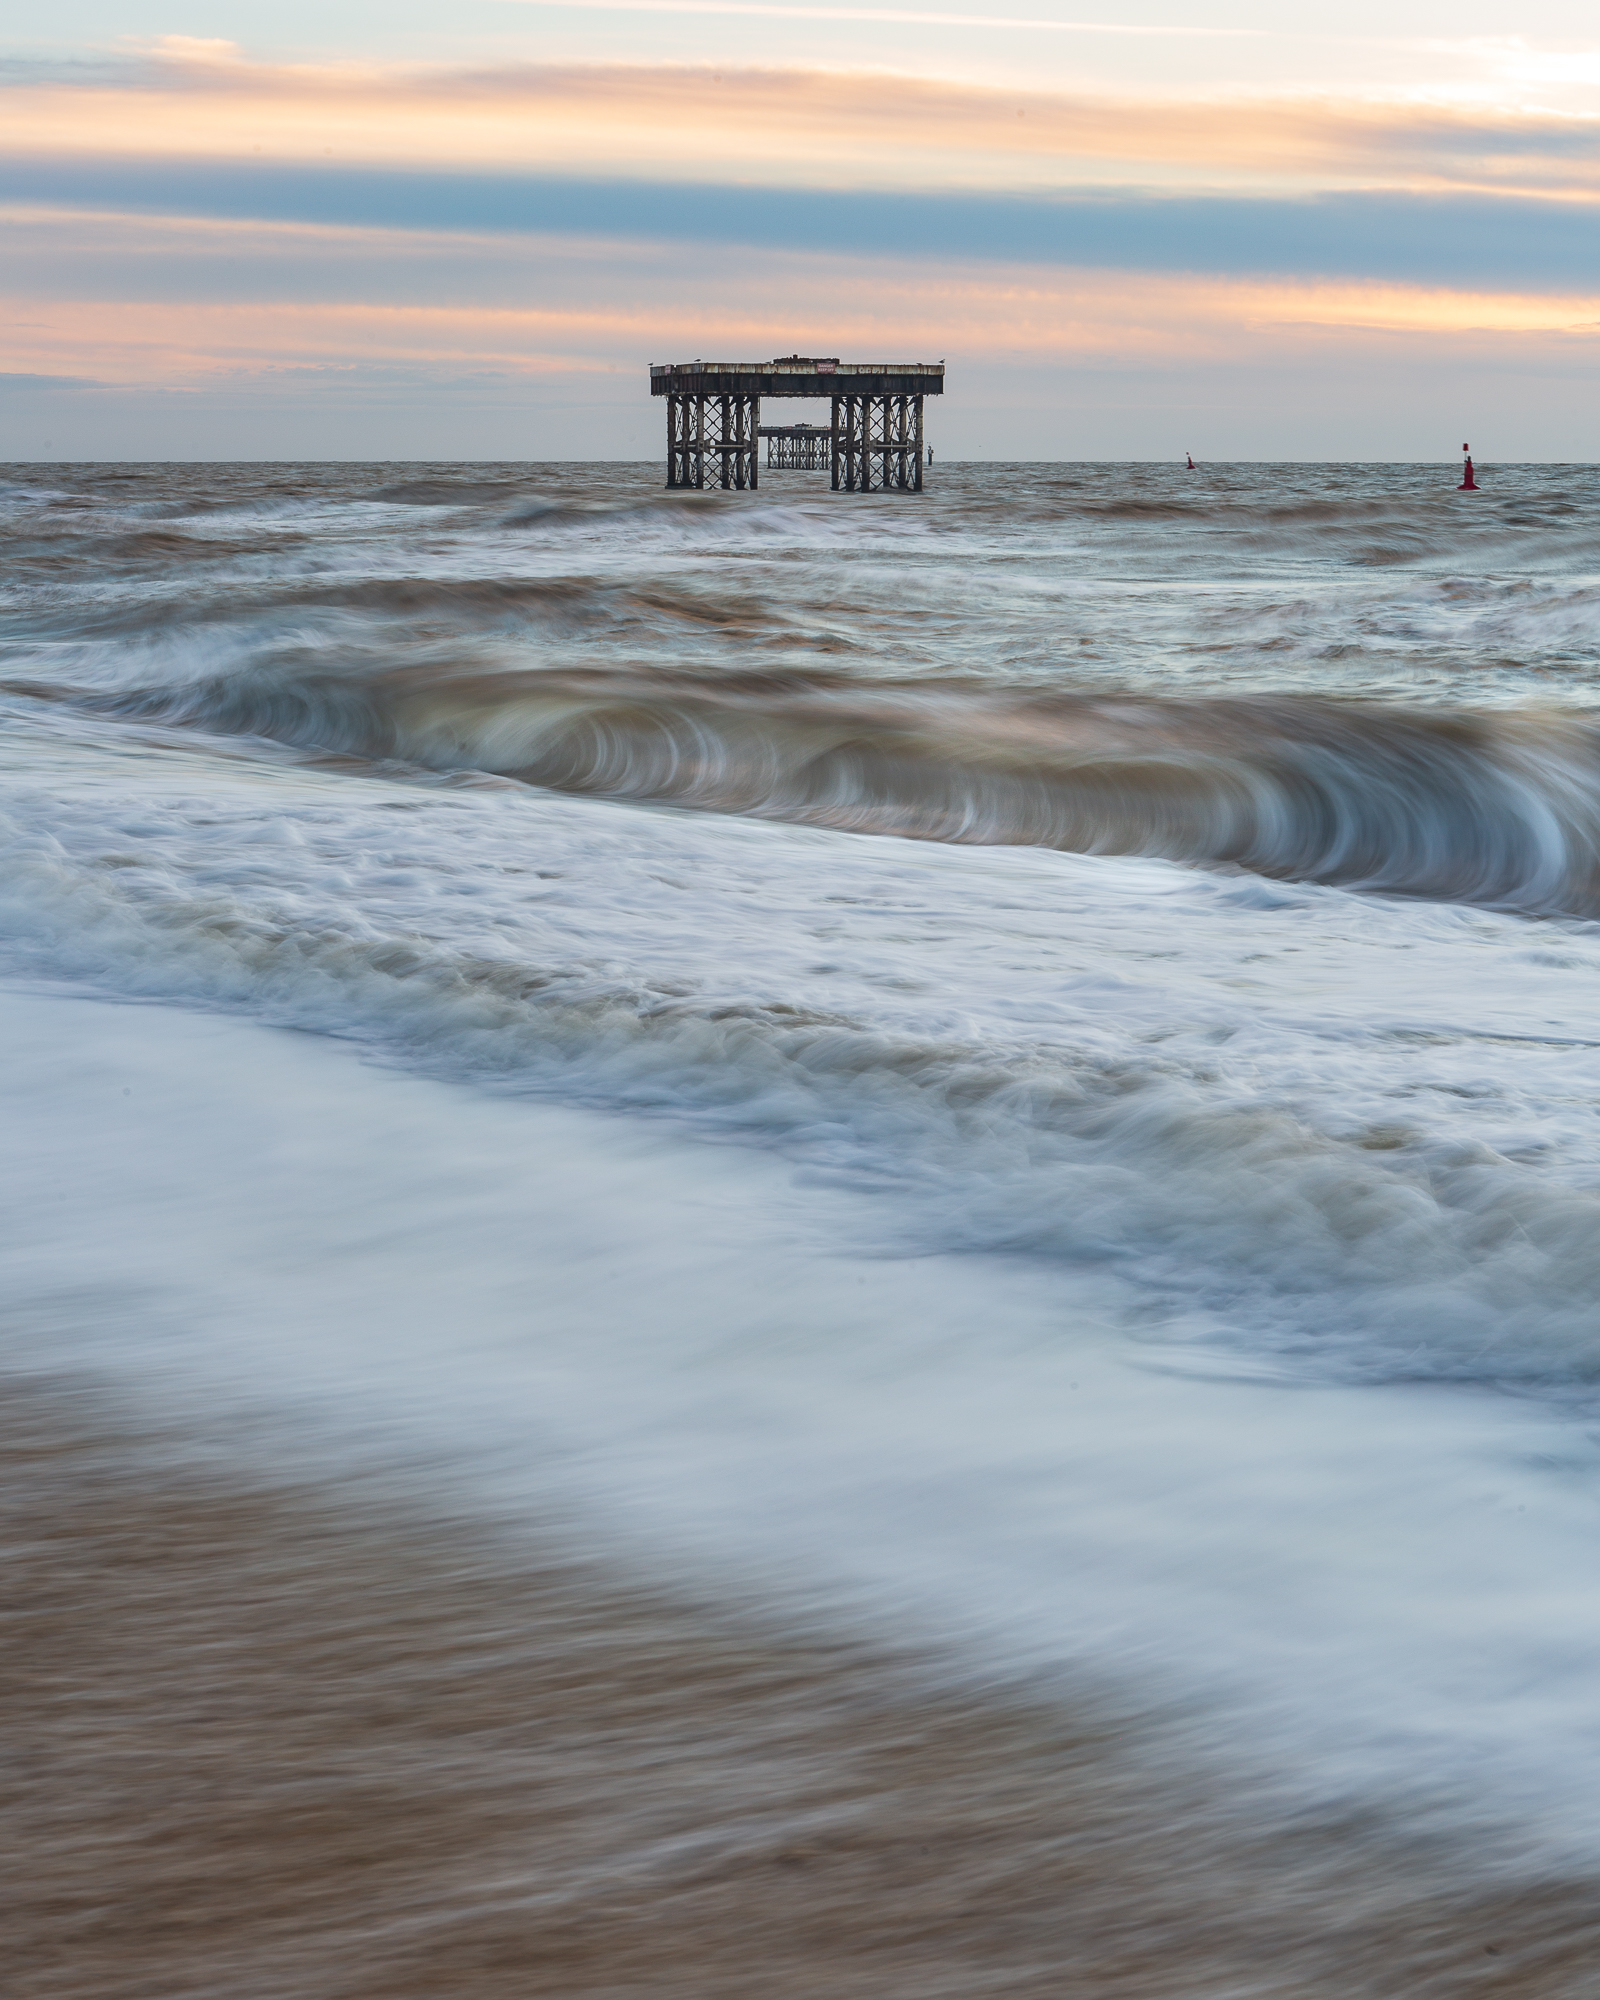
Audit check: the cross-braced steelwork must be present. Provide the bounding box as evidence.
[760,424,830,470]
[653,361,941,493]
[665,392,759,490]
[830,394,924,493]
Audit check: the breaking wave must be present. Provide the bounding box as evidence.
[48,658,1600,915]
[4,805,1600,1390]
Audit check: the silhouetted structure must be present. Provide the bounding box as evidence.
[650,357,944,491]
[761,423,830,471]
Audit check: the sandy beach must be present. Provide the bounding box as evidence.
[9,1373,1599,2000]
[11,461,1600,1993]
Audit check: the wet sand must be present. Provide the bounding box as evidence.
[6,1375,1599,2000]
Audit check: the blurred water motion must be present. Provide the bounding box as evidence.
[9,460,1600,1993]
[8,1381,1598,2000]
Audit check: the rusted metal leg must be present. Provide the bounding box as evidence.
[690,396,707,488]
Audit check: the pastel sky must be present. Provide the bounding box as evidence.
[3,0,1598,458]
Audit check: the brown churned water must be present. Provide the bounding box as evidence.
[9,460,1600,915]
[7,1376,1600,2000]
[11,462,1600,1988]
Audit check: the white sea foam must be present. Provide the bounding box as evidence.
[5,729,1600,1387]
[8,460,1600,1875]
[9,981,1600,1873]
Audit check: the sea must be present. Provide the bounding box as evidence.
[7,459,1600,1993]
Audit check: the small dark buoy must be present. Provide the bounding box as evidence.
[1458,443,1478,491]
[1185,452,1196,470]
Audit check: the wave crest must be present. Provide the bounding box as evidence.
[5,811,1600,1387]
[70,662,1600,914]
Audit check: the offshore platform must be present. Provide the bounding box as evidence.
[649,355,944,492]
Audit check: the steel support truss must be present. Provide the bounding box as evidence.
[831,394,924,493]
[762,427,830,471]
[665,393,759,489]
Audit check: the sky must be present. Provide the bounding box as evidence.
[2,1,1598,458]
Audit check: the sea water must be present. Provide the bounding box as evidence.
[6,459,1600,1878]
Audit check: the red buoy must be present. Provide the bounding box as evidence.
[1458,443,1478,491]
[1185,452,1195,470]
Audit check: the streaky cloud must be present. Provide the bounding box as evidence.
[4,159,1597,291]
[3,55,1599,200]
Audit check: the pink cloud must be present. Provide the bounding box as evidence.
[6,209,1596,392]
[3,52,1599,197]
